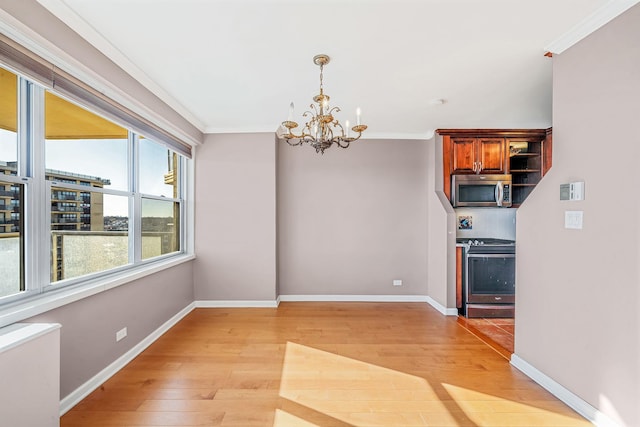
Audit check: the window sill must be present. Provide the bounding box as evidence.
[0,254,195,329]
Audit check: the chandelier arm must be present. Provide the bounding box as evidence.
[286,131,306,139]
[333,137,350,148]
[283,137,305,147]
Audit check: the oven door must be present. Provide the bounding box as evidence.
[465,252,515,304]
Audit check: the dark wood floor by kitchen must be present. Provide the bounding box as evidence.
[61,303,589,426]
[456,317,515,360]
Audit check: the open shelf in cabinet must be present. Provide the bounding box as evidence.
[509,139,544,205]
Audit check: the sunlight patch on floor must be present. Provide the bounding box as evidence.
[277,342,592,427]
[278,341,451,427]
[273,409,321,427]
[442,383,592,426]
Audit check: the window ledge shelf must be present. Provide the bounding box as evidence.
[0,253,195,329]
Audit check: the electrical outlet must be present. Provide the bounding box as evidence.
[116,327,127,342]
[393,279,402,286]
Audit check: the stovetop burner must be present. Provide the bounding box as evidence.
[456,237,515,246]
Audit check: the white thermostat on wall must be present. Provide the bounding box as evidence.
[560,182,585,201]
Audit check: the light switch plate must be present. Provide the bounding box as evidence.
[565,211,583,229]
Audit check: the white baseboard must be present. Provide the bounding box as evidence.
[59,302,196,416]
[194,295,458,316]
[278,294,458,316]
[195,300,280,308]
[278,294,430,303]
[424,296,459,316]
[510,354,620,427]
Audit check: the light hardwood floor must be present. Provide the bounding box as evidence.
[61,303,590,426]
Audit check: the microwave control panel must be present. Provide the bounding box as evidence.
[503,184,510,202]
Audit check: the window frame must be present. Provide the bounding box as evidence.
[0,174,32,304]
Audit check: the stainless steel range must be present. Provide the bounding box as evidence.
[458,238,516,318]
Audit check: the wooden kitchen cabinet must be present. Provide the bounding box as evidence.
[439,128,551,204]
[450,137,506,175]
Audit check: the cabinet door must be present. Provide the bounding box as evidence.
[477,138,506,174]
[450,138,476,174]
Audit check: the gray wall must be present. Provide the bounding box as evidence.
[28,262,194,399]
[193,133,277,301]
[514,4,640,426]
[193,134,434,300]
[277,139,428,296]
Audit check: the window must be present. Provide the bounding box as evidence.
[141,198,180,260]
[139,137,182,261]
[0,44,191,308]
[45,92,134,284]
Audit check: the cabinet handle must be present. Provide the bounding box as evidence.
[472,162,477,173]
[478,161,483,172]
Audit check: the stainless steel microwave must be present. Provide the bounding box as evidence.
[451,174,512,207]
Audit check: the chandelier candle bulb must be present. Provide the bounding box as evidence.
[288,102,294,122]
[356,107,361,126]
[345,120,350,138]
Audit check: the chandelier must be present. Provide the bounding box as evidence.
[278,54,367,154]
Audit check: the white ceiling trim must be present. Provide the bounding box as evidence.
[35,0,207,134]
[204,126,436,141]
[545,0,640,53]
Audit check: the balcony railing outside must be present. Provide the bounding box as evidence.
[51,206,85,212]
[0,235,21,298]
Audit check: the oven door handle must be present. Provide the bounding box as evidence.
[495,181,504,207]
[467,253,516,258]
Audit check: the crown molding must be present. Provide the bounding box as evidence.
[204,127,437,141]
[545,0,640,54]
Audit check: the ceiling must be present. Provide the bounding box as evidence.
[36,0,617,140]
